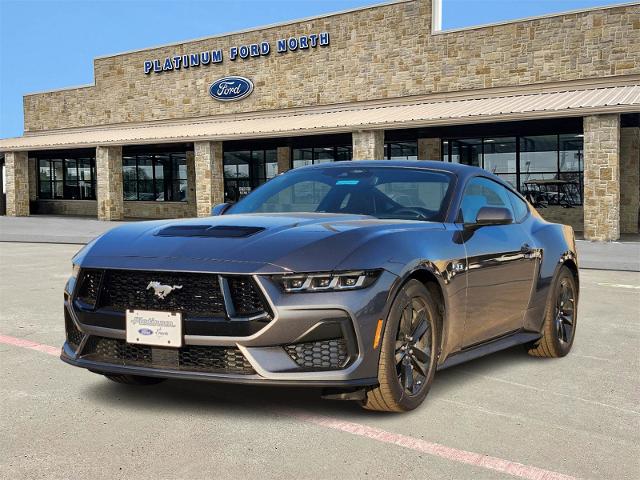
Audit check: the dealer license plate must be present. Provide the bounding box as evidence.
[126,309,183,347]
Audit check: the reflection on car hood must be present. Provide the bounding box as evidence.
[79,213,445,273]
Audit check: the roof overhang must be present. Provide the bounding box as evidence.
[2,82,639,152]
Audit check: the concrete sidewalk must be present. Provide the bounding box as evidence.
[1,215,638,271]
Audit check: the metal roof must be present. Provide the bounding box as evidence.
[1,84,639,152]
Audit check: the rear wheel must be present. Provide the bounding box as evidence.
[104,374,167,386]
[528,266,578,358]
[363,280,440,412]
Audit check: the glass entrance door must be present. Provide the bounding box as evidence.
[223,149,277,200]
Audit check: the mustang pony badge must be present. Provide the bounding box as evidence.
[146,281,183,300]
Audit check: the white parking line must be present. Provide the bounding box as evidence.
[596,282,640,289]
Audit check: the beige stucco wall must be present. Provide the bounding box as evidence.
[23,1,640,132]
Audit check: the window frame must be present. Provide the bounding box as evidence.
[122,152,187,202]
[36,154,96,201]
[223,148,278,200]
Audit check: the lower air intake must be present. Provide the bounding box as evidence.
[284,338,350,370]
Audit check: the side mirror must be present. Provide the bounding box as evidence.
[211,203,232,216]
[465,206,513,229]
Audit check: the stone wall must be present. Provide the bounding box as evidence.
[23,2,640,132]
[353,130,384,160]
[96,146,124,221]
[124,201,195,219]
[418,138,441,160]
[583,114,620,241]
[5,151,29,216]
[35,200,97,216]
[194,141,224,216]
[620,126,640,234]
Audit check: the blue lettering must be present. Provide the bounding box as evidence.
[190,53,200,67]
[229,47,238,61]
[173,56,182,69]
[288,37,298,51]
[277,39,287,53]
[153,60,162,72]
[182,55,189,68]
[143,60,153,74]
[260,41,270,55]
[308,34,318,48]
[250,44,260,57]
[239,45,249,59]
[163,57,173,71]
[201,51,211,65]
[319,32,330,46]
[299,36,309,49]
[212,49,223,63]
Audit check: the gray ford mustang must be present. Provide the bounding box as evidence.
[62,161,579,412]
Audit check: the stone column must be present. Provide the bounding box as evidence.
[418,138,441,160]
[353,130,384,160]
[185,150,197,216]
[277,146,291,174]
[583,114,620,241]
[96,146,124,221]
[28,157,38,201]
[194,141,224,217]
[620,126,639,234]
[5,151,30,216]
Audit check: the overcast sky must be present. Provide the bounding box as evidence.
[0,0,624,138]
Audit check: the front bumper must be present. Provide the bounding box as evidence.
[62,270,397,387]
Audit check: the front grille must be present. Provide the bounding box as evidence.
[285,338,350,370]
[65,313,84,349]
[100,270,226,317]
[81,336,255,375]
[228,276,266,316]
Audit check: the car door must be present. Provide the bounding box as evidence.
[459,176,537,347]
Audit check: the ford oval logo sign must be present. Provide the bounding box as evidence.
[138,328,154,336]
[209,76,254,102]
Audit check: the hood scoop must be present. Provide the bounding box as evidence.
[156,225,265,238]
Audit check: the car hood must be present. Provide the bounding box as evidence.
[78,213,445,274]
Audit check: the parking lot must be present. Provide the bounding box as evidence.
[1,242,639,480]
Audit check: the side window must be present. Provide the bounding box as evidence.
[507,190,530,223]
[460,177,514,224]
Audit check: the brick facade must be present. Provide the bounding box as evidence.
[583,114,621,241]
[22,1,639,132]
[5,151,30,216]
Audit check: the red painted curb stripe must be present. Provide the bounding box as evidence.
[0,334,60,356]
[294,413,579,480]
[0,333,579,480]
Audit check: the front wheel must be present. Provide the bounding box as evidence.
[528,266,578,358]
[363,280,441,412]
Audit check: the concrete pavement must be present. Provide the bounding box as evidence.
[1,242,639,479]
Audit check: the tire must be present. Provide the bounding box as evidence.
[104,374,167,386]
[363,280,441,412]
[528,266,578,358]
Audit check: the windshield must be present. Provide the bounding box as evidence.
[227,166,455,222]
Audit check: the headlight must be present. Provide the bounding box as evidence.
[274,270,382,293]
[71,263,81,278]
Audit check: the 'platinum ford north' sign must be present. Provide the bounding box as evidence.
[209,76,254,102]
[143,32,330,74]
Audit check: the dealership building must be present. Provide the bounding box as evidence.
[0,0,638,241]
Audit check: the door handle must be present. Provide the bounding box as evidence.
[520,243,533,254]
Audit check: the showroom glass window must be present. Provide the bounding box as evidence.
[442,134,584,206]
[223,149,277,199]
[291,145,352,168]
[123,151,187,202]
[36,152,96,200]
[384,141,418,160]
